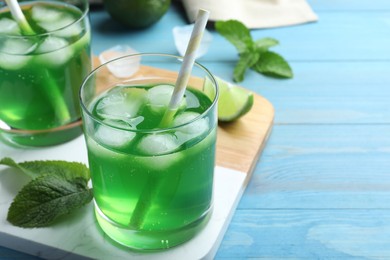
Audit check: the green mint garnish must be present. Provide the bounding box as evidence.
[252,51,294,78]
[0,157,93,228]
[215,19,293,82]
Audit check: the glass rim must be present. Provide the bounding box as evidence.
[80,53,219,134]
[0,118,82,134]
[0,0,89,39]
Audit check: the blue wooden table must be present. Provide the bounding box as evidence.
[2,0,390,258]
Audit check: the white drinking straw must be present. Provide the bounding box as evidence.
[159,9,210,127]
[5,0,35,35]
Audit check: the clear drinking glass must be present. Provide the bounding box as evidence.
[80,53,218,250]
[0,0,91,146]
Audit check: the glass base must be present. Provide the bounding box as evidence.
[0,119,83,147]
[94,202,213,251]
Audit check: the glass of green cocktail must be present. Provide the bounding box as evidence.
[0,0,91,146]
[80,54,218,250]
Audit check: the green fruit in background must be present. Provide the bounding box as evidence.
[103,0,171,29]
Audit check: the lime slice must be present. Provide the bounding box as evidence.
[204,76,254,122]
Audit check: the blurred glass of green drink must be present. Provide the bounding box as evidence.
[0,0,91,146]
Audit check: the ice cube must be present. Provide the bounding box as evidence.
[98,45,140,78]
[37,36,68,52]
[35,36,72,66]
[173,112,209,143]
[54,22,83,38]
[136,153,182,170]
[31,5,63,22]
[0,53,29,70]
[95,120,136,148]
[103,116,144,130]
[183,89,200,109]
[1,38,37,54]
[147,84,186,113]
[0,18,21,35]
[138,133,180,155]
[38,15,82,37]
[97,87,147,123]
[148,84,173,107]
[0,39,37,70]
[122,116,144,129]
[173,24,213,58]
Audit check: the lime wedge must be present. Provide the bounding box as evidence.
[204,76,254,122]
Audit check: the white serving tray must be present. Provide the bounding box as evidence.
[0,135,246,259]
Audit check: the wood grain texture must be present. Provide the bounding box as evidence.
[190,61,390,125]
[239,124,390,209]
[216,93,274,173]
[307,0,390,10]
[218,209,390,258]
[3,0,390,258]
[90,10,390,61]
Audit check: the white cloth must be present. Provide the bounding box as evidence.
[181,0,318,29]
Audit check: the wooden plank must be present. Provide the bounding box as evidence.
[90,10,390,62]
[208,12,390,61]
[238,124,390,209]
[200,61,390,124]
[0,247,40,259]
[216,209,390,258]
[308,0,390,11]
[90,10,183,56]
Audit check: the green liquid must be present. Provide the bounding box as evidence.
[85,84,216,250]
[0,2,91,146]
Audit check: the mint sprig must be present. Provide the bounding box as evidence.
[215,20,293,82]
[0,157,93,228]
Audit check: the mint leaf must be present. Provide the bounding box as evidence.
[0,157,35,179]
[252,51,293,78]
[0,157,90,180]
[255,38,279,51]
[234,51,260,83]
[1,157,93,228]
[7,172,93,227]
[215,19,293,82]
[215,20,253,53]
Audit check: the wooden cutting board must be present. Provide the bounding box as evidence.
[216,93,274,173]
[0,60,274,259]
